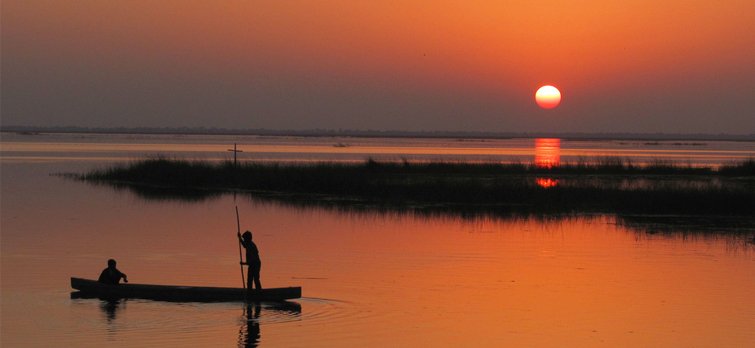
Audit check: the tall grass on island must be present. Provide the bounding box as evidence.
[79,158,755,215]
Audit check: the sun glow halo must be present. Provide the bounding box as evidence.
[535,85,561,109]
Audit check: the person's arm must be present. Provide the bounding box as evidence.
[237,232,247,265]
[114,268,128,284]
[115,268,128,283]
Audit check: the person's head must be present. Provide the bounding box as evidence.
[242,231,252,241]
[107,259,117,268]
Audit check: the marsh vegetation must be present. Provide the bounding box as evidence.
[78,158,755,217]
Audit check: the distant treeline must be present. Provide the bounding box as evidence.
[78,158,755,216]
[4,125,755,141]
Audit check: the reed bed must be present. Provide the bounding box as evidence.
[79,158,755,215]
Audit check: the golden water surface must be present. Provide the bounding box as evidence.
[1,133,754,347]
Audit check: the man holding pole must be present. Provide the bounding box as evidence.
[238,230,262,290]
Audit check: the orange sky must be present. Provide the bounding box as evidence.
[3,1,754,133]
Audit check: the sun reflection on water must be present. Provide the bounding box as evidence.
[535,177,559,188]
[535,138,561,188]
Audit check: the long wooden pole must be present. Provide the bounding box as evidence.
[236,206,246,289]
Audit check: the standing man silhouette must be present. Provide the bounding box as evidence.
[238,230,262,290]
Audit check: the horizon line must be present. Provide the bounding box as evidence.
[2,125,754,141]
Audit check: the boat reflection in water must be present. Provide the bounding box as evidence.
[72,291,300,347]
[70,291,126,323]
[100,299,124,323]
[240,303,262,348]
[534,138,560,188]
[239,301,302,348]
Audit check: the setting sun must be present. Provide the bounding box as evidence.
[535,85,561,109]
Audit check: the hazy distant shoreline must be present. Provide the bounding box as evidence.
[2,126,754,142]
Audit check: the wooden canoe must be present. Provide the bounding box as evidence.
[71,277,301,302]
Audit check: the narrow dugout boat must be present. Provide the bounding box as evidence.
[71,277,301,302]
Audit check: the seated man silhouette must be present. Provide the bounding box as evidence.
[98,259,128,285]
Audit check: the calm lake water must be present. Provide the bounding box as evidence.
[1,132,754,347]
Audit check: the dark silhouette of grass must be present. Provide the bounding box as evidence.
[719,159,755,176]
[78,158,755,215]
